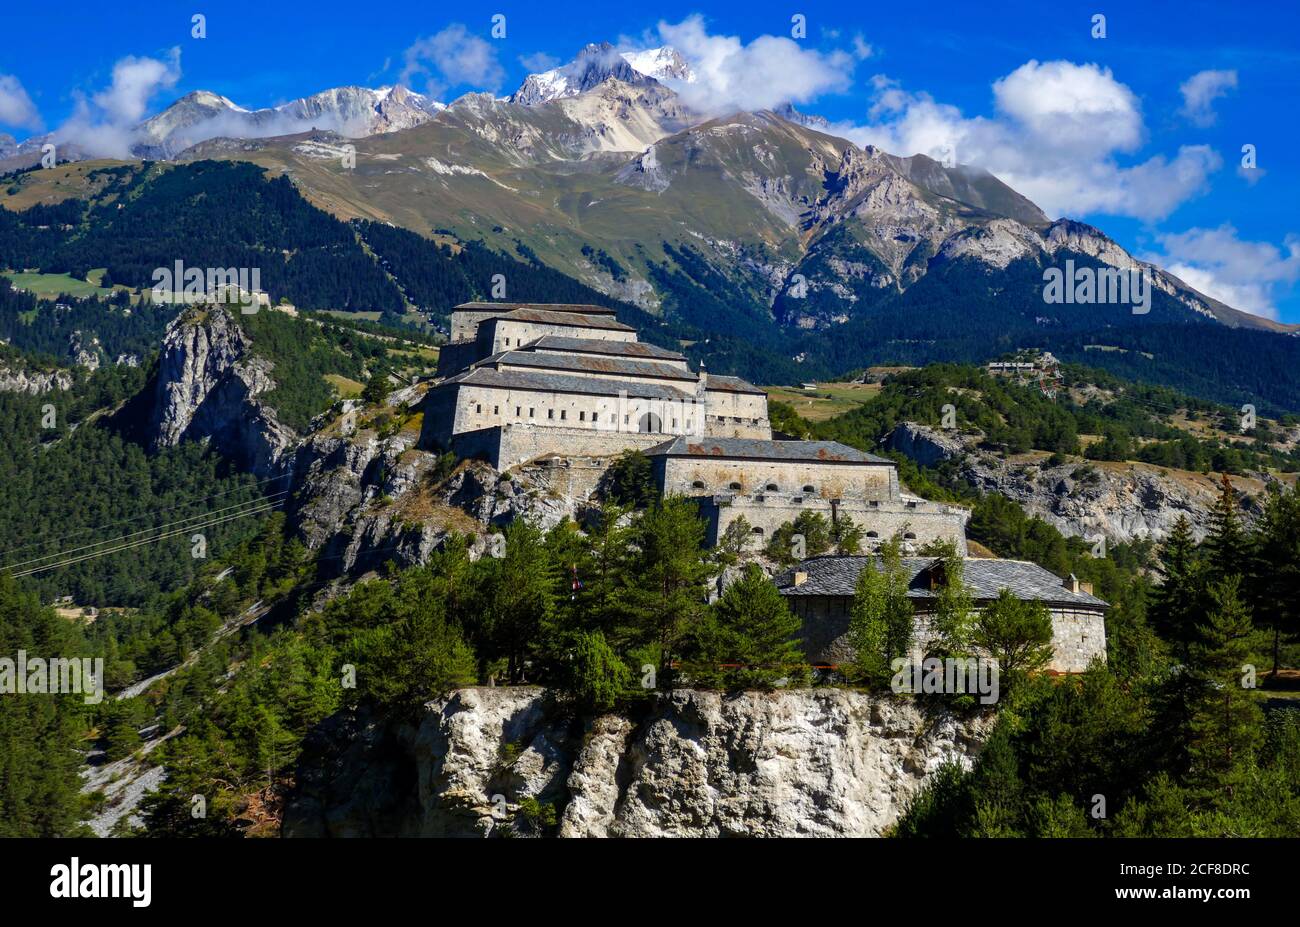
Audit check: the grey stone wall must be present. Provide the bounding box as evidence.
[702,494,968,554]
[785,594,1107,673]
[451,424,668,469]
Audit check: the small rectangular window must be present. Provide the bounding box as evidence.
[515,406,521,416]
[592,413,598,423]
[475,403,482,413]
[579,411,586,421]
[529,408,535,418]
[493,406,499,415]
[560,410,567,420]
[548,409,554,420]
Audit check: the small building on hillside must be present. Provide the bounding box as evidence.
[775,555,1108,672]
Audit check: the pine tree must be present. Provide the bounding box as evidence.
[565,631,630,712]
[1186,575,1262,796]
[927,542,975,657]
[622,496,715,683]
[1149,515,1206,659]
[685,563,807,689]
[482,520,560,684]
[1253,484,1300,677]
[1205,475,1248,581]
[972,588,1054,690]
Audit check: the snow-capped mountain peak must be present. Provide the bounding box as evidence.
[510,43,690,105]
[621,47,695,84]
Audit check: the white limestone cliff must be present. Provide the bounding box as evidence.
[285,687,993,838]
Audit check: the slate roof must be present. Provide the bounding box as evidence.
[480,349,696,382]
[435,366,694,401]
[774,556,1109,608]
[485,308,634,332]
[645,437,893,464]
[524,335,686,362]
[454,301,616,316]
[703,374,766,395]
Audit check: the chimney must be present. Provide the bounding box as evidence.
[1080,581,1094,596]
[1065,573,1081,594]
[793,571,808,587]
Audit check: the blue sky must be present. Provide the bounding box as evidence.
[2,0,1297,320]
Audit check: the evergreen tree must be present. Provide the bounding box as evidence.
[927,541,975,657]
[564,631,630,713]
[685,563,807,689]
[1148,515,1206,660]
[1253,484,1300,676]
[622,497,714,683]
[831,513,864,555]
[482,520,560,684]
[1204,475,1248,581]
[1186,575,1262,795]
[972,589,1054,692]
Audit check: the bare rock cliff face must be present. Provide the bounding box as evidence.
[887,421,1261,542]
[0,361,73,395]
[284,687,992,838]
[150,308,298,477]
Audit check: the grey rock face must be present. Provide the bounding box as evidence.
[285,687,992,838]
[150,307,297,477]
[888,421,1260,543]
[0,362,74,395]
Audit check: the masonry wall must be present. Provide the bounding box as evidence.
[702,495,969,554]
[784,594,1107,673]
[453,424,668,469]
[436,339,482,377]
[446,383,702,440]
[703,388,771,438]
[658,456,896,500]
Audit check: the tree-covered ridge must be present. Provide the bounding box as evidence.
[0,161,404,311]
[353,219,666,335]
[811,362,1300,475]
[0,275,177,364]
[0,366,271,609]
[231,309,393,431]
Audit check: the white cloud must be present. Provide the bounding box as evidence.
[1145,225,1300,320]
[993,60,1143,156]
[0,74,42,130]
[1179,69,1237,127]
[825,60,1220,222]
[55,49,181,158]
[400,24,505,99]
[519,52,561,74]
[656,15,856,114]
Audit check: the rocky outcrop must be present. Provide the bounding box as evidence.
[0,360,74,395]
[886,421,965,468]
[150,307,297,477]
[887,421,1262,542]
[284,687,993,838]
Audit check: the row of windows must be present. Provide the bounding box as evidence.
[696,481,819,492]
[471,403,692,432]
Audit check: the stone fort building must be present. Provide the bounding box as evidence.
[422,301,967,553]
[420,301,1107,670]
